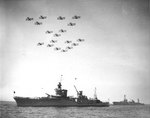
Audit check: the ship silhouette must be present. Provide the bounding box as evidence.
[14,77,109,107]
[113,95,144,105]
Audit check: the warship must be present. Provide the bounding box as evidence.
[113,95,144,105]
[14,79,109,107]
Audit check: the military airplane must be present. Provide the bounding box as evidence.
[72,43,79,46]
[61,49,68,52]
[72,15,81,19]
[47,44,54,47]
[26,17,34,21]
[57,16,65,20]
[77,38,85,42]
[59,29,67,33]
[54,47,61,50]
[66,46,73,49]
[68,22,76,26]
[65,40,72,43]
[37,42,44,46]
[53,33,61,37]
[34,21,42,25]
[39,15,47,19]
[46,30,53,34]
[50,40,57,43]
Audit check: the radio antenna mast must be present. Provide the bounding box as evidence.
[94,87,97,100]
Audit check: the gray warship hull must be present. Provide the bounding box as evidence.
[14,80,109,107]
[113,95,144,106]
[113,102,144,105]
[14,97,109,107]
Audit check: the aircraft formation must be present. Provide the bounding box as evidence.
[25,15,85,53]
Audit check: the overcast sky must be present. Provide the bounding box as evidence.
[0,0,150,104]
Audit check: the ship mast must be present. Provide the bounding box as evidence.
[94,87,98,100]
[60,75,63,83]
[124,95,127,102]
[57,75,63,90]
[137,98,140,103]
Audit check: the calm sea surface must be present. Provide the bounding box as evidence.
[0,101,150,118]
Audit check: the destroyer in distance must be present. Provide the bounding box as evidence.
[113,95,144,105]
[14,81,109,107]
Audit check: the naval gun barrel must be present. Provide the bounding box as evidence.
[45,93,50,97]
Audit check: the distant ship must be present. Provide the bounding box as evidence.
[14,78,109,107]
[113,95,144,105]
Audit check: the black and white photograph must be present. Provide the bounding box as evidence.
[0,0,150,118]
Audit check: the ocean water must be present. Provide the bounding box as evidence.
[0,101,150,118]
